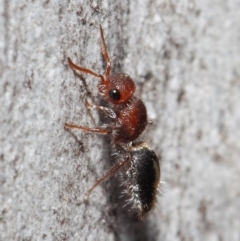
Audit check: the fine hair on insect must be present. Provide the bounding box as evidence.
[65,25,160,219]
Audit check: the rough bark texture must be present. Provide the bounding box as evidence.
[1,0,240,241]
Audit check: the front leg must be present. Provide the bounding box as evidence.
[65,123,111,135]
[85,100,117,120]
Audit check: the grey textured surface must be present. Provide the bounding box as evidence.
[1,0,240,241]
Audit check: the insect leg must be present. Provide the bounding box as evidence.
[84,158,129,201]
[65,123,111,135]
[85,100,117,120]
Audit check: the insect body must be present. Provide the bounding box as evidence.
[65,26,160,218]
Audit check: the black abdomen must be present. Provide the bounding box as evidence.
[123,142,160,218]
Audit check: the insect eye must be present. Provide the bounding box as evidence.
[109,89,121,101]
